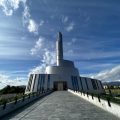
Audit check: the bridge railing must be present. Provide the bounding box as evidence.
[68,88,120,105]
[0,89,53,118]
[68,89,120,119]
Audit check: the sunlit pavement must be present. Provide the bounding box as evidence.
[1,91,119,120]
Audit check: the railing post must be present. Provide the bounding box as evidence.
[98,95,101,102]
[92,94,94,100]
[87,92,89,97]
[107,97,111,107]
[14,96,17,104]
[3,100,7,110]
[22,95,25,101]
[83,92,85,96]
[29,93,31,98]
[32,93,34,97]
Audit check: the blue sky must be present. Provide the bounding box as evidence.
[0,0,120,88]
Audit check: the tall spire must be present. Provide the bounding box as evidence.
[56,32,63,66]
[58,32,62,42]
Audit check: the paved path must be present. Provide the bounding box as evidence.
[1,91,119,120]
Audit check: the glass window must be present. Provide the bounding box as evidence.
[95,80,99,89]
[99,81,104,89]
[91,79,97,90]
[47,74,50,90]
[37,74,41,92]
[85,78,89,90]
[79,77,83,91]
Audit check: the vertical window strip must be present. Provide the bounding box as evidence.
[47,75,49,90]
[48,74,50,89]
[40,75,43,91]
[39,74,42,91]
[73,76,75,90]
[71,76,73,89]
[99,81,104,89]
[95,80,99,89]
[71,76,75,91]
[77,77,79,91]
[85,78,89,90]
[74,76,77,91]
[37,74,40,92]
[41,74,44,92]
[43,74,45,91]
[49,75,50,89]
[79,77,83,91]
[71,76,73,90]
[91,79,97,90]
[76,77,79,91]
[74,77,76,91]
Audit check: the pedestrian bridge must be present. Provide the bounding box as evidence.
[1,91,119,120]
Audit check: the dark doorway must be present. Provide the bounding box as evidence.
[54,81,67,91]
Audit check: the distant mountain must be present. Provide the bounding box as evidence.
[18,85,26,89]
[103,81,120,86]
[0,85,26,94]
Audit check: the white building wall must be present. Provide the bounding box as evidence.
[46,66,79,76]
[25,74,105,94]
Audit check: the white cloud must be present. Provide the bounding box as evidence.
[67,38,77,46]
[0,74,27,89]
[30,37,45,55]
[30,37,56,74]
[27,19,38,33]
[42,50,56,65]
[62,16,68,23]
[22,5,39,34]
[39,20,44,26]
[82,63,115,70]
[64,48,120,61]
[29,64,46,74]
[22,5,30,24]
[0,0,26,16]
[29,50,56,74]
[29,49,56,74]
[65,22,75,32]
[90,65,120,82]
[0,0,39,34]
[30,51,56,74]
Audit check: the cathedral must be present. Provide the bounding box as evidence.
[25,32,104,94]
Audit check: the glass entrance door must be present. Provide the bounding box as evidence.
[58,83,63,90]
[54,81,67,91]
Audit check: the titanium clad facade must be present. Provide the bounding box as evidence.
[25,32,105,94]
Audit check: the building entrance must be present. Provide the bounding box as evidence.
[54,81,67,91]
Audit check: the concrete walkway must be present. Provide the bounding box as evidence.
[1,91,119,120]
